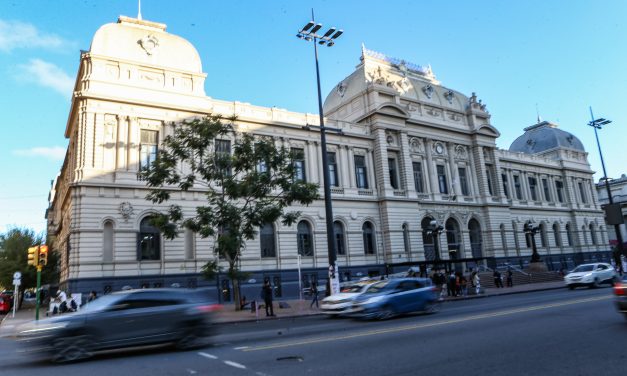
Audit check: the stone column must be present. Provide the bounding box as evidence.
[116,115,127,170]
[400,132,416,198]
[467,146,479,197]
[339,145,350,188]
[347,147,356,189]
[128,117,139,171]
[425,139,439,196]
[447,142,461,196]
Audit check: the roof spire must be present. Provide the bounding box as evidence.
[535,103,543,123]
[137,0,142,20]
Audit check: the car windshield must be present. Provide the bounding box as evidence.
[80,294,124,313]
[363,281,390,294]
[572,265,594,273]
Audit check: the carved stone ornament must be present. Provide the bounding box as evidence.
[139,34,159,55]
[422,84,434,99]
[409,137,423,153]
[396,77,411,92]
[385,131,396,146]
[426,107,441,117]
[455,145,467,159]
[336,81,348,97]
[433,142,445,155]
[448,112,462,122]
[118,202,134,221]
[368,66,394,87]
[444,90,454,104]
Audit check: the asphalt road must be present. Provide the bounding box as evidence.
[1,287,625,376]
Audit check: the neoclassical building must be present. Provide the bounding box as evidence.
[46,16,609,299]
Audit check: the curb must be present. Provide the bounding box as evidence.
[214,284,567,325]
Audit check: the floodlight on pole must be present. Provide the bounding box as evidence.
[296,9,343,295]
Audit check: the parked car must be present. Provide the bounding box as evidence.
[350,278,439,320]
[613,274,627,319]
[563,263,617,289]
[15,288,221,363]
[0,293,13,314]
[320,280,378,316]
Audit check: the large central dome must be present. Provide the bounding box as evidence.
[509,120,585,154]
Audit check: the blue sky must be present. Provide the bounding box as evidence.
[1,0,626,235]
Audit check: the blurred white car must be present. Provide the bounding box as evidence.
[320,280,377,316]
[564,263,617,289]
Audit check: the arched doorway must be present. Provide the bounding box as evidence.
[421,216,436,261]
[468,218,483,259]
[445,218,461,260]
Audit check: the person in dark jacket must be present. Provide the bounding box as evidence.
[493,270,503,288]
[262,279,274,316]
[506,268,514,287]
[310,281,319,308]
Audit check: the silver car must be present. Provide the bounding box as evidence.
[15,288,220,363]
[564,263,617,289]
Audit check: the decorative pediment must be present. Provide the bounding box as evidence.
[375,103,410,119]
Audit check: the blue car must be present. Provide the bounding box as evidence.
[351,278,439,320]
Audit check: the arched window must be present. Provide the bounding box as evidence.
[539,223,547,248]
[297,221,313,257]
[402,223,411,254]
[553,223,562,247]
[500,224,508,254]
[260,223,276,258]
[138,216,160,260]
[468,219,483,258]
[589,223,597,245]
[446,218,461,259]
[334,221,346,256]
[362,221,376,255]
[566,223,573,246]
[421,217,436,261]
[184,228,195,259]
[103,220,114,262]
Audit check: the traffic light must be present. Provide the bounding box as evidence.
[39,245,48,266]
[27,246,39,266]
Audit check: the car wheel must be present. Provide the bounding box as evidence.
[591,278,601,288]
[568,285,575,290]
[376,306,395,320]
[51,334,94,363]
[175,325,207,351]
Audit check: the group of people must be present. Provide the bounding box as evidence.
[492,269,514,288]
[430,268,514,297]
[49,290,98,315]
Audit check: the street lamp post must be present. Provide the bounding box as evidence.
[296,11,343,295]
[588,108,625,272]
[524,221,541,263]
[427,220,444,269]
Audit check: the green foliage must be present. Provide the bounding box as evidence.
[0,228,59,290]
[138,115,319,307]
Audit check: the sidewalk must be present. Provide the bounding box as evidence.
[0,280,566,334]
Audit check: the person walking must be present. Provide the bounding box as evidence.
[493,270,503,288]
[310,281,319,309]
[262,279,274,316]
[460,274,468,297]
[447,271,456,297]
[506,268,514,287]
[473,271,481,295]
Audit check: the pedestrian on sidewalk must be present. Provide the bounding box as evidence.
[460,274,468,297]
[493,270,503,288]
[261,279,274,316]
[473,271,481,295]
[447,271,456,297]
[506,268,514,287]
[310,281,319,309]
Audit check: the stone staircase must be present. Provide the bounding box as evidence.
[477,270,563,289]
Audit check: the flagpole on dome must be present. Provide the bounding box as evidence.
[138,0,142,20]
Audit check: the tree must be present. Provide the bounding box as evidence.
[0,228,59,299]
[139,115,319,310]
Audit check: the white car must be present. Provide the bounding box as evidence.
[564,263,617,289]
[320,280,377,316]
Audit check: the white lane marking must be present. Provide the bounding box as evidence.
[234,346,249,350]
[186,369,197,374]
[198,352,218,359]
[224,360,247,369]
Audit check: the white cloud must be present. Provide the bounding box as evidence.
[16,58,74,96]
[0,19,71,52]
[13,146,66,161]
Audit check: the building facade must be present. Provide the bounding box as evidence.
[596,175,627,246]
[46,16,610,300]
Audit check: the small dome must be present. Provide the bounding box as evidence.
[90,16,202,73]
[509,121,585,153]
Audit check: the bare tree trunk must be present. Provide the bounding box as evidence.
[230,264,241,311]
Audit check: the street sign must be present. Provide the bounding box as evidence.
[13,279,21,286]
[13,271,22,280]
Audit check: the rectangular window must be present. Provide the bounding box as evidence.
[501,173,509,198]
[354,155,369,189]
[542,178,551,202]
[388,157,399,189]
[437,165,448,194]
[578,181,587,203]
[139,130,158,170]
[291,148,306,182]
[412,162,424,193]
[485,165,494,196]
[215,139,232,176]
[556,180,564,203]
[327,152,339,187]
[513,175,522,200]
[528,176,538,201]
[459,167,469,196]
